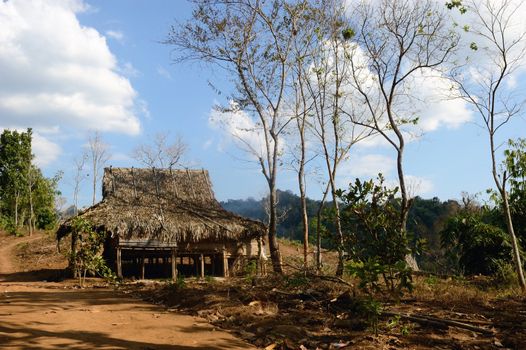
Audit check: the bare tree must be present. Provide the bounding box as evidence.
[131,132,187,169]
[346,0,459,269]
[87,131,110,205]
[294,0,374,276]
[166,0,307,273]
[72,153,88,215]
[448,0,526,290]
[286,0,318,270]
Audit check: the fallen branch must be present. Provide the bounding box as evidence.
[383,311,494,335]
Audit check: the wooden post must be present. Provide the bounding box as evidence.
[200,253,205,279]
[116,247,122,278]
[222,250,229,277]
[140,256,145,280]
[171,249,177,281]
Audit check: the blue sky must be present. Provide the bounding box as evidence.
[0,0,525,209]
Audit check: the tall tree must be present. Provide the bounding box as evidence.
[448,0,526,291]
[345,0,459,269]
[87,131,110,205]
[294,0,373,275]
[167,0,305,273]
[0,129,32,229]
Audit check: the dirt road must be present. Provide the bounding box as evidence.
[0,232,255,349]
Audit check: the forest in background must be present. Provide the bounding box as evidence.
[222,189,526,277]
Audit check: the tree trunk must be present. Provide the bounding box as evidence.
[316,186,329,272]
[297,123,309,269]
[299,170,309,270]
[268,187,283,274]
[28,172,34,237]
[331,190,345,277]
[71,232,78,278]
[14,191,19,228]
[92,170,97,205]
[396,147,419,271]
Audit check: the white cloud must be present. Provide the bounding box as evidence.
[32,132,62,167]
[157,66,172,80]
[209,101,284,159]
[105,30,124,42]
[0,0,142,138]
[408,71,473,132]
[348,154,395,178]
[334,154,394,189]
[119,62,140,78]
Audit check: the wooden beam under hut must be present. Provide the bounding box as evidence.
[116,247,122,278]
[171,248,177,281]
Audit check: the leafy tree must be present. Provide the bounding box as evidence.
[0,129,32,232]
[0,129,61,234]
[31,168,61,230]
[440,211,514,276]
[338,175,413,296]
[505,138,526,244]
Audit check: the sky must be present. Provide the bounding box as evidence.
[0,0,525,210]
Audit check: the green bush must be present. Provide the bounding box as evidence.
[441,214,513,275]
[338,174,414,296]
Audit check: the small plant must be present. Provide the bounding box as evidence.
[170,275,186,290]
[357,297,383,335]
[492,260,518,288]
[69,217,113,287]
[243,259,257,283]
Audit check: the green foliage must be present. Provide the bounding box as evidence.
[356,297,383,335]
[69,217,114,286]
[440,213,513,275]
[341,27,355,40]
[0,129,60,231]
[492,260,518,288]
[0,129,32,227]
[505,138,526,243]
[338,175,413,296]
[446,0,467,14]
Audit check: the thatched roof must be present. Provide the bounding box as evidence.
[57,167,266,244]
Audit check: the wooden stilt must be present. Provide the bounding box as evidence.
[116,247,122,278]
[171,249,177,281]
[222,250,229,277]
[140,256,145,279]
[200,253,205,279]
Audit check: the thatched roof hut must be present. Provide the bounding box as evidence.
[57,167,266,279]
[58,167,266,245]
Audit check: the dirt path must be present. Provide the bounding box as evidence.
[0,233,255,349]
[0,233,38,277]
